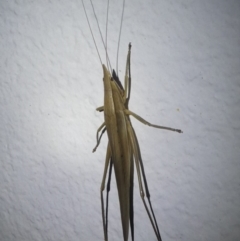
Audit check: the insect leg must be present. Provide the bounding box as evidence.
[125,109,182,133]
[100,143,111,241]
[127,124,163,241]
[105,156,113,240]
[123,43,132,106]
[93,122,106,152]
[129,153,134,241]
[96,106,104,112]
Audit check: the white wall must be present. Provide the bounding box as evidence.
[1,0,240,241]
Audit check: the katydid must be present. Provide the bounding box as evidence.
[81,1,182,240]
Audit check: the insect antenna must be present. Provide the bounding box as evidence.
[88,0,113,72]
[81,0,113,73]
[116,0,126,76]
[81,0,103,65]
[105,0,110,70]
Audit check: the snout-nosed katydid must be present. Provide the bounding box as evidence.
[82,1,182,240]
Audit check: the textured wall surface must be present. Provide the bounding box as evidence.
[1,0,240,241]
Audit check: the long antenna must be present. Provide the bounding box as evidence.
[81,0,102,65]
[116,0,126,75]
[89,0,113,73]
[105,0,110,70]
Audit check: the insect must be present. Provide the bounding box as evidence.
[82,1,182,240]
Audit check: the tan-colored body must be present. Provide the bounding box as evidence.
[81,1,183,240]
[93,44,182,241]
[80,2,182,239]
[103,64,131,240]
